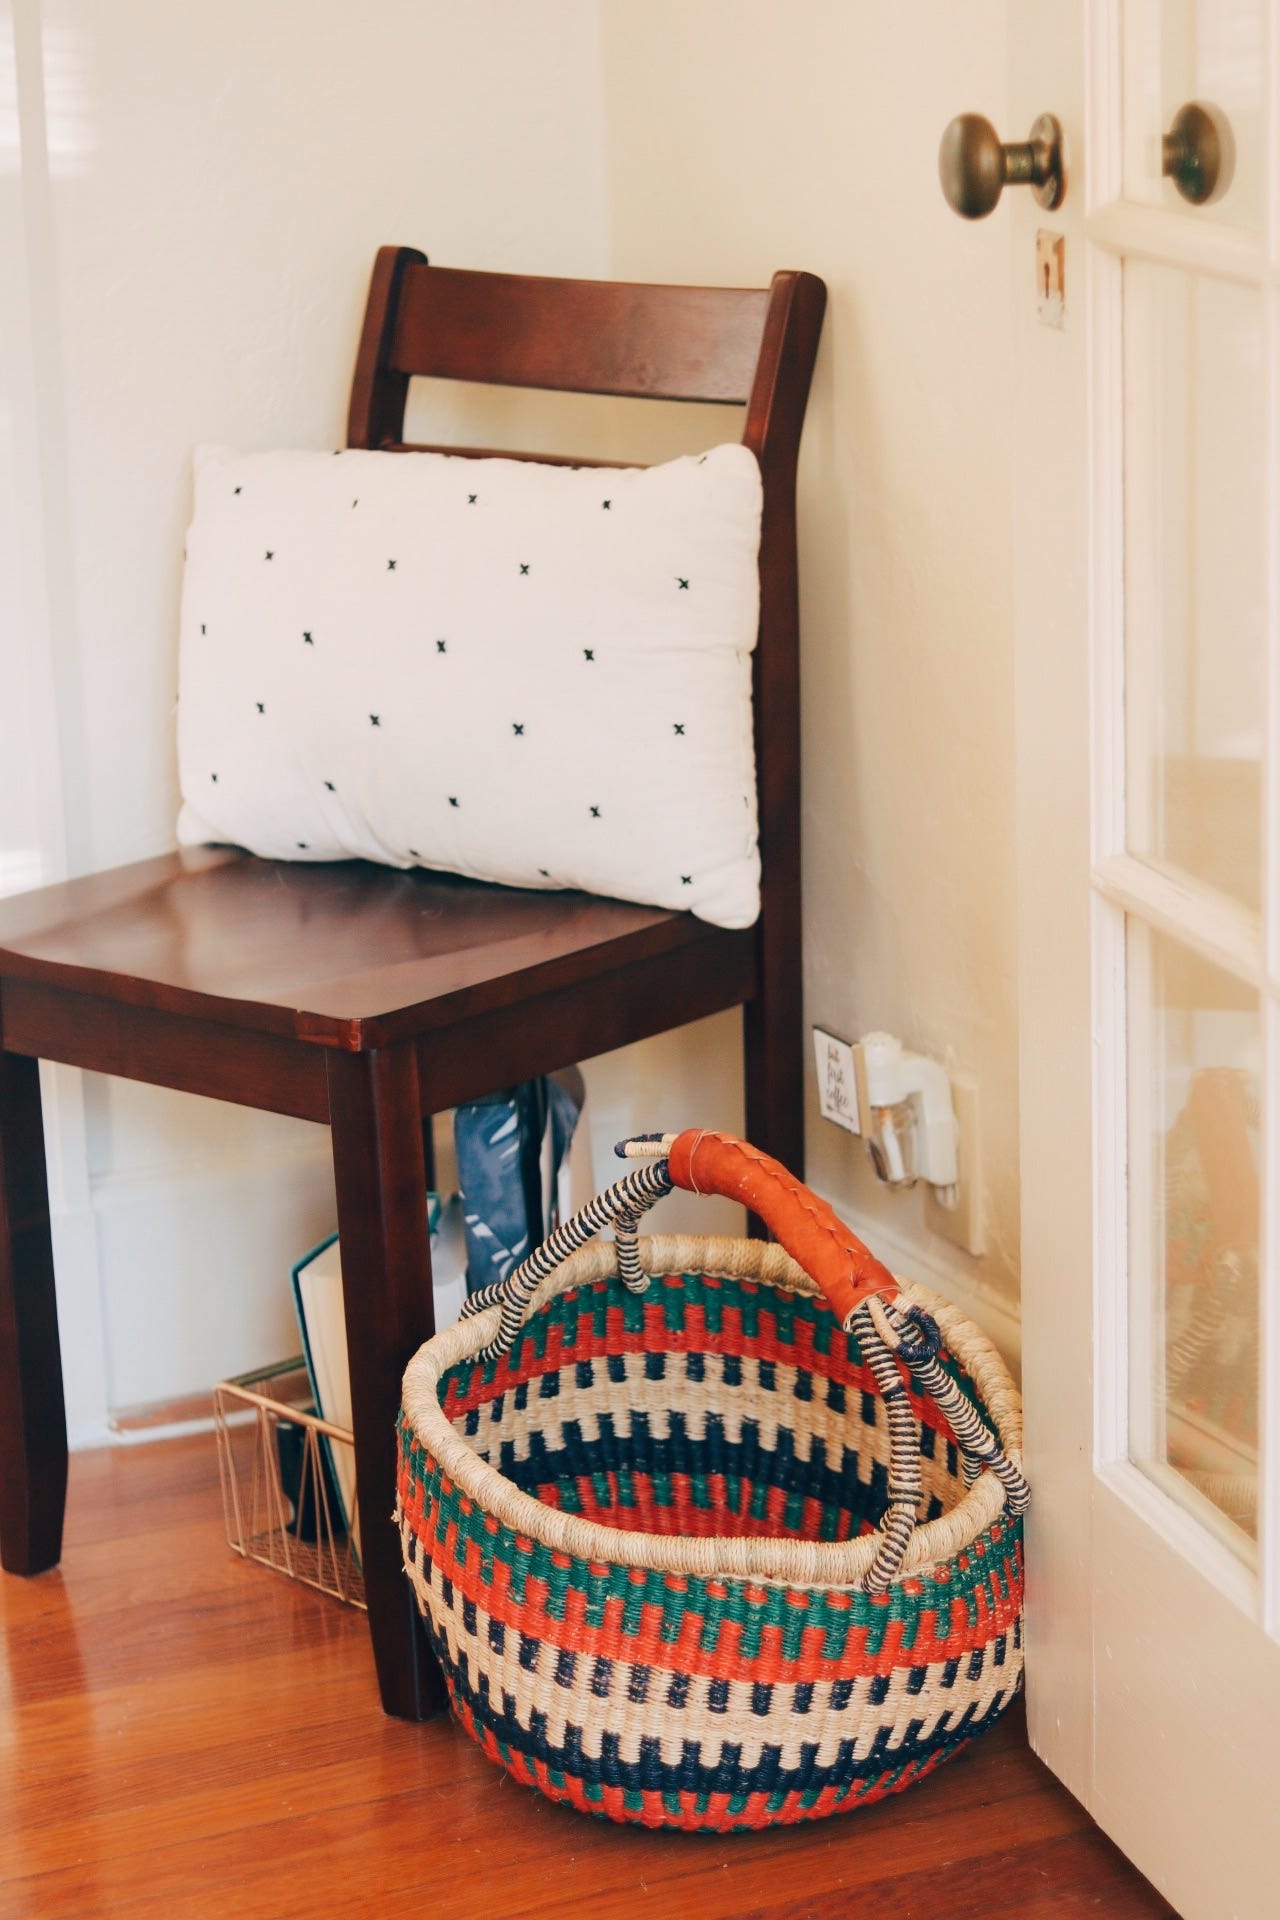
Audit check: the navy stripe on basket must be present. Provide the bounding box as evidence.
[428,1615,1015,1801]
[494,1426,896,1536]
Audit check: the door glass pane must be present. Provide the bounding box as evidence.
[1128,922,1260,1551]
[1124,261,1263,909]
[1123,0,1265,232]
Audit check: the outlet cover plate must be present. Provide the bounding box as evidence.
[813,1027,861,1134]
[923,1071,984,1256]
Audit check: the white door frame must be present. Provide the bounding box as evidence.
[1014,5,1280,1914]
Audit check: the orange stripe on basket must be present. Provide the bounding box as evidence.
[413,1494,1019,1681]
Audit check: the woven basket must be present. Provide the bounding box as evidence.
[398,1130,1028,1832]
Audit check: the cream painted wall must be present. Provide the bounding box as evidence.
[6,0,1021,1437]
[3,0,609,1434]
[598,0,1021,1325]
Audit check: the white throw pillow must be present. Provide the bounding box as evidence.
[176,442,763,929]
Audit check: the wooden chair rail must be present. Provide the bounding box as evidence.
[0,927,756,1128]
[0,980,330,1123]
[411,937,758,1112]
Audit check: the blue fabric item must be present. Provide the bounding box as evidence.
[454,1077,583,1295]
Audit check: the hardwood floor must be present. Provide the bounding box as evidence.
[0,1435,1174,1920]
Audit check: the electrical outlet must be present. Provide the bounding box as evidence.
[923,1072,984,1257]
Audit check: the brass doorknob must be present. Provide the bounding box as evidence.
[938,112,1065,219]
[1163,101,1233,205]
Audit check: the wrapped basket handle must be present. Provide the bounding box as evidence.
[462,1129,895,1350]
[460,1127,1028,1590]
[666,1129,898,1324]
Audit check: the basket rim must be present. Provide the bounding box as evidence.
[400,1233,1025,1591]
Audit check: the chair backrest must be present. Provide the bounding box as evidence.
[347,247,827,943]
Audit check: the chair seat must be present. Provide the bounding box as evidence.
[0,847,749,1050]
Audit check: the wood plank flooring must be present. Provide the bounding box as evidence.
[0,1435,1175,1920]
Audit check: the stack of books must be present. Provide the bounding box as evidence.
[285,1096,593,1561]
[289,1193,468,1560]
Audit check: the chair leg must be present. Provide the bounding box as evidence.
[327,1044,447,1722]
[0,1052,68,1576]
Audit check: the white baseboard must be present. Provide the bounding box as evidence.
[91,1141,338,1413]
[52,1202,110,1444]
[71,1409,238,1452]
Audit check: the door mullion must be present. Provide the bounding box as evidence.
[1261,994,1280,1634]
[1090,223,1130,1475]
[1260,262,1280,1634]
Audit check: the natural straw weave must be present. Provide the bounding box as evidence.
[399,1232,1026,1831]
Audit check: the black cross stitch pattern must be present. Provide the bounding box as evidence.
[193,451,757,925]
[233,486,241,495]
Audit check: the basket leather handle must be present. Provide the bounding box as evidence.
[464,1127,897,1360]
[667,1129,897,1326]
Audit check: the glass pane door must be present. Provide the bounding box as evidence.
[1114,0,1271,1587]
[1127,922,1260,1550]
[1123,0,1266,231]
[1123,260,1264,907]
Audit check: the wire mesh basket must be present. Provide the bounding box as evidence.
[213,1359,365,1610]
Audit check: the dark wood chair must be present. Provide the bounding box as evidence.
[0,248,826,1720]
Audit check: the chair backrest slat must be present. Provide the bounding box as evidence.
[387,263,770,404]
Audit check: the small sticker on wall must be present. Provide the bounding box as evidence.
[1037,230,1065,330]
